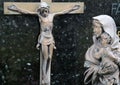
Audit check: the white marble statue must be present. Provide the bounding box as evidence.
[84,15,120,85]
[7,2,80,85]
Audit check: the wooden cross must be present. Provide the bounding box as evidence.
[4,0,84,85]
[4,0,84,14]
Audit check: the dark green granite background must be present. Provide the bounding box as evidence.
[0,0,120,85]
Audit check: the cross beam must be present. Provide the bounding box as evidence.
[4,0,84,14]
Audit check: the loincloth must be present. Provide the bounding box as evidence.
[41,37,55,45]
[38,33,55,46]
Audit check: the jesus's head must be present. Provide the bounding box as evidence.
[37,2,50,17]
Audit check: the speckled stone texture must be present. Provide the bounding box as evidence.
[0,0,120,85]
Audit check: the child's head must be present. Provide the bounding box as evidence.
[100,32,111,46]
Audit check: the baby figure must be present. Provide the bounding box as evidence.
[94,32,120,85]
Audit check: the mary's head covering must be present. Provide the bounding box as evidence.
[93,15,119,49]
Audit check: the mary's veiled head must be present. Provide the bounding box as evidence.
[93,15,119,49]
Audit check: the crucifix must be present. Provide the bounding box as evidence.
[4,0,84,85]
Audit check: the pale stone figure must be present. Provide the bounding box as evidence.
[84,15,120,85]
[7,2,80,85]
[94,32,119,85]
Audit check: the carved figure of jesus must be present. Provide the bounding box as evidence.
[7,2,80,85]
